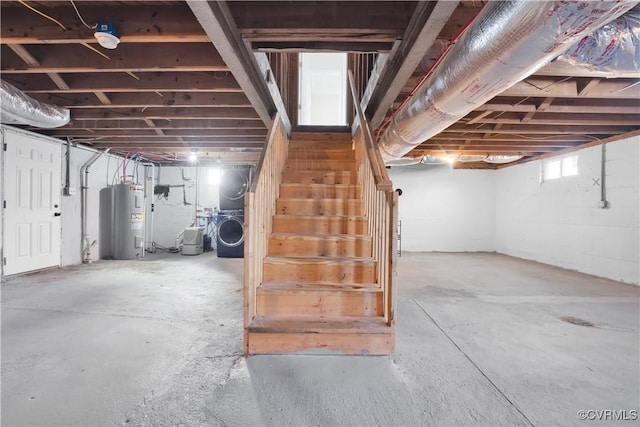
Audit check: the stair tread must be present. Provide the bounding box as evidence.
[265,255,375,263]
[271,232,370,239]
[249,314,391,334]
[259,281,381,292]
[280,183,359,187]
[278,197,362,202]
[273,215,367,223]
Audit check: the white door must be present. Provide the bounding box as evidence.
[299,52,348,126]
[3,128,62,275]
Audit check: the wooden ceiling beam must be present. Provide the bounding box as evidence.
[6,44,70,89]
[69,107,261,121]
[9,72,241,93]
[445,124,633,135]
[242,28,401,43]
[426,135,587,144]
[188,0,283,128]
[94,91,111,105]
[501,78,639,99]
[363,1,459,127]
[252,41,393,53]
[411,148,553,155]
[57,119,267,130]
[577,78,601,96]
[228,1,415,31]
[476,113,640,126]
[87,141,265,149]
[31,92,252,109]
[47,128,268,138]
[1,43,227,74]
[535,61,640,79]
[475,100,639,115]
[0,4,208,44]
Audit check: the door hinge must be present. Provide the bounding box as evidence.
[2,200,5,209]
[3,257,6,266]
[3,143,6,151]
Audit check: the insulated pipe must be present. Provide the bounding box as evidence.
[0,80,70,128]
[378,0,639,161]
[80,149,110,263]
[559,5,640,75]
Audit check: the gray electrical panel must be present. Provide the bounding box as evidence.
[99,184,145,260]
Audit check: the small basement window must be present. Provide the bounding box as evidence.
[542,154,579,182]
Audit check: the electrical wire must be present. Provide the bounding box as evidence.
[18,0,66,30]
[69,0,96,29]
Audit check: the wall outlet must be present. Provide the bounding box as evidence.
[63,187,76,196]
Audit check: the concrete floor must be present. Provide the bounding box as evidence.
[1,252,638,426]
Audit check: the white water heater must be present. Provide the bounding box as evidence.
[99,184,145,260]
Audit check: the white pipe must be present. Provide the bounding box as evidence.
[80,149,110,263]
[378,0,638,161]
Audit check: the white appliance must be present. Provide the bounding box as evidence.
[182,226,204,255]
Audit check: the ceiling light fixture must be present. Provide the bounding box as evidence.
[70,0,120,49]
[189,151,198,162]
[94,21,120,49]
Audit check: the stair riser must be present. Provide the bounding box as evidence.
[279,184,361,199]
[282,171,357,185]
[272,217,368,234]
[287,151,355,161]
[286,160,357,171]
[247,332,394,355]
[269,237,371,257]
[263,261,376,284]
[257,292,383,316]
[277,199,363,216]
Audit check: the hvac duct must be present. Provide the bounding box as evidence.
[378,1,639,161]
[0,80,70,128]
[557,5,640,75]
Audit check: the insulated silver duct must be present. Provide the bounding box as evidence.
[0,79,70,128]
[378,1,639,161]
[558,5,640,75]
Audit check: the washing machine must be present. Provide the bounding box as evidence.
[216,210,245,258]
[219,166,250,210]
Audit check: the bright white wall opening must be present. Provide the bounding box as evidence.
[298,52,347,126]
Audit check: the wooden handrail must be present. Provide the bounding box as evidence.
[244,112,290,354]
[348,70,393,192]
[347,69,398,326]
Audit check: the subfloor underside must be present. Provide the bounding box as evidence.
[2,252,638,426]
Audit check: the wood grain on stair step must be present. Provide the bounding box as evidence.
[290,132,352,143]
[268,233,372,257]
[247,331,394,355]
[279,183,361,199]
[282,170,357,185]
[285,159,357,171]
[272,215,368,234]
[287,150,355,161]
[249,314,390,333]
[263,256,376,284]
[277,198,363,216]
[257,282,383,316]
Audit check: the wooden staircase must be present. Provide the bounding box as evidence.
[247,132,395,355]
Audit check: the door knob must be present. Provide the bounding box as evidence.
[54,212,61,217]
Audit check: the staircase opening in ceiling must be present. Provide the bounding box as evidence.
[298,52,347,126]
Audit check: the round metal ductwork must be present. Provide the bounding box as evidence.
[220,169,249,201]
[217,216,245,247]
